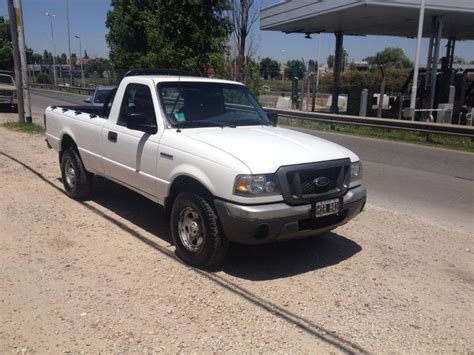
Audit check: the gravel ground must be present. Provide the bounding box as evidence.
[0,126,473,353]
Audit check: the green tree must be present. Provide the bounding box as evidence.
[36,72,52,84]
[56,53,67,65]
[259,57,279,79]
[342,49,349,71]
[87,57,113,75]
[284,59,305,79]
[245,57,261,97]
[327,54,334,69]
[327,51,348,70]
[348,60,357,71]
[42,50,53,65]
[106,0,231,74]
[364,47,412,68]
[27,48,43,64]
[208,52,226,78]
[0,17,13,70]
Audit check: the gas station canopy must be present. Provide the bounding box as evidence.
[261,0,474,40]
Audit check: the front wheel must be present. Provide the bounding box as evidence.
[60,148,93,200]
[170,193,228,268]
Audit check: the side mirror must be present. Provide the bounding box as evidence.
[126,113,157,134]
[84,97,91,103]
[267,111,278,126]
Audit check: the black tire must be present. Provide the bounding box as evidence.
[60,148,93,200]
[170,192,228,268]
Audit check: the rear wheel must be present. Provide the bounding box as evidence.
[60,148,93,200]
[170,192,228,268]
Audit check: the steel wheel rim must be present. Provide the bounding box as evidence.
[178,206,203,252]
[65,160,76,188]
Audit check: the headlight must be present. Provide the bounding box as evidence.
[350,161,362,186]
[234,174,280,196]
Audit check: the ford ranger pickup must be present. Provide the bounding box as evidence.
[44,69,366,268]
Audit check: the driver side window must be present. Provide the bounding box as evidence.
[117,83,157,127]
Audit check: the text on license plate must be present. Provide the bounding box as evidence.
[314,198,340,218]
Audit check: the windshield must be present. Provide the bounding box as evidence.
[94,89,113,103]
[158,82,270,128]
[0,75,14,85]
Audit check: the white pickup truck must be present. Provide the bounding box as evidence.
[45,70,366,268]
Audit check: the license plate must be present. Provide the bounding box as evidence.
[314,198,340,218]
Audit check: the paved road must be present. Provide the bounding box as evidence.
[30,88,88,105]
[29,89,474,234]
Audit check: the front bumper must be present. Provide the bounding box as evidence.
[214,185,366,244]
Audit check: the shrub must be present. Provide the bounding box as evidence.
[36,73,52,84]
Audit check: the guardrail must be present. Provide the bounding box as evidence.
[265,108,474,139]
[30,83,95,96]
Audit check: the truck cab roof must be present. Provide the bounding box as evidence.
[122,75,244,87]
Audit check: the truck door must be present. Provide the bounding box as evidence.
[101,83,160,197]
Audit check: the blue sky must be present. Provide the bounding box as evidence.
[0,0,473,64]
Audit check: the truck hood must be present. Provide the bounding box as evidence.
[180,126,359,173]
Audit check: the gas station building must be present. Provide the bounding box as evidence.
[260,0,474,119]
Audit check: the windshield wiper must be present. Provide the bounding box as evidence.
[173,120,236,128]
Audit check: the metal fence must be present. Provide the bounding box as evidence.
[265,107,474,139]
[30,83,95,96]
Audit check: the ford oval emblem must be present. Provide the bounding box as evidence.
[313,177,330,187]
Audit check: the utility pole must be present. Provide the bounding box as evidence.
[15,0,32,123]
[7,0,24,123]
[409,0,426,120]
[46,12,57,86]
[74,35,85,88]
[66,0,73,86]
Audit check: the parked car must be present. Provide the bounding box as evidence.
[0,71,18,112]
[84,85,116,107]
[44,70,366,268]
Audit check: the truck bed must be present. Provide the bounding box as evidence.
[57,105,105,117]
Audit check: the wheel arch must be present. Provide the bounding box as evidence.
[165,175,215,218]
[59,131,78,162]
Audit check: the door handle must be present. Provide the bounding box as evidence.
[108,131,118,143]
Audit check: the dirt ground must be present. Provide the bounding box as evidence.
[0,126,473,353]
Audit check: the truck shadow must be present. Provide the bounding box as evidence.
[91,176,172,242]
[0,151,367,354]
[223,235,361,280]
[91,176,362,280]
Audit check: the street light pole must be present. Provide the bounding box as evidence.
[74,35,85,88]
[45,12,57,86]
[409,0,426,120]
[66,0,73,86]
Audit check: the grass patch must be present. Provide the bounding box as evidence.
[1,121,44,134]
[279,116,474,152]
